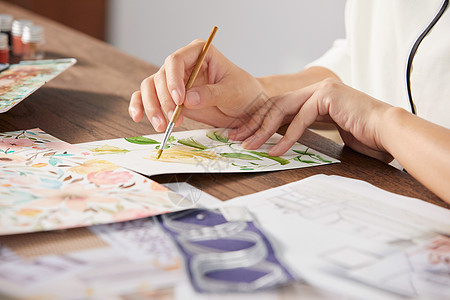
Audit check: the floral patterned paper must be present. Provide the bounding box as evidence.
[0,59,76,113]
[0,129,186,236]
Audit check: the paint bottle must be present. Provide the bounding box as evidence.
[0,33,9,64]
[11,19,33,56]
[22,25,45,60]
[0,14,13,48]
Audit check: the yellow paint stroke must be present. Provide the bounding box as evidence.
[90,144,129,155]
[145,145,226,165]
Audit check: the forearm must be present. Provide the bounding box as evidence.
[381,107,450,203]
[257,66,341,98]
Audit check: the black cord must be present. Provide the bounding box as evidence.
[406,0,449,115]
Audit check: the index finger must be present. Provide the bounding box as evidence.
[165,39,211,105]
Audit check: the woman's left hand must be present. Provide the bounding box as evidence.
[229,78,394,162]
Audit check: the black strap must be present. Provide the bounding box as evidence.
[406,0,449,115]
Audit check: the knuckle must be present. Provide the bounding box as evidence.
[319,78,340,92]
[191,38,205,45]
[153,70,162,82]
[164,53,179,66]
[131,91,140,99]
[140,76,153,90]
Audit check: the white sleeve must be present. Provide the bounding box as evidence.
[305,38,351,85]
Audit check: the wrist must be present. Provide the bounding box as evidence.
[257,76,277,98]
[257,66,341,99]
[378,106,410,154]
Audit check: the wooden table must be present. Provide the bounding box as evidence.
[0,1,447,211]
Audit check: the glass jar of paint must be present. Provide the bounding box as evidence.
[0,14,13,48]
[12,19,33,56]
[22,25,45,60]
[0,33,9,64]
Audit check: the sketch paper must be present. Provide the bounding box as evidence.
[77,129,339,176]
[0,58,76,113]
[223,175,450,300]
[0,128,188,235]
[349,235,450,298]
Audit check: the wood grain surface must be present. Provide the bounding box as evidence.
[1,2,447,209]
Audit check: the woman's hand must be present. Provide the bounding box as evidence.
[129,39,266,132]
[230,78,394,162]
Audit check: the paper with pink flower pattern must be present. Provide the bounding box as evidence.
[0,128,187,235]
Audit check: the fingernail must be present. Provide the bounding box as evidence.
[151,116,161,129]
[186,91,200,106]
[129,107,137,119]
[242,136,255,149]
[171,89,181,104]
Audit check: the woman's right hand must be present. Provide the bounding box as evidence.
[129,39,267,132]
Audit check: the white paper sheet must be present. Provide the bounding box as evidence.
[76,129,338,176]
[222,175,450,300]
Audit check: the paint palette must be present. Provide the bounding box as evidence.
[0,58,76,113]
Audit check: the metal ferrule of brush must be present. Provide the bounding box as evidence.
[159,121,175,151]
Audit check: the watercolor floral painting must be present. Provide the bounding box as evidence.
[0,58,76,113]
[77,129,339,176]
[0,129,186,235]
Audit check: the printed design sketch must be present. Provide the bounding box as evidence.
[223,175,450,299]
[0,58,76,113]
[349,235,450,298]
[0,128,186,235]
[77,129,339,176]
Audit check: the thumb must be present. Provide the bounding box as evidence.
[184,83,230,109]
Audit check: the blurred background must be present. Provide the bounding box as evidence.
[5,0,346,77]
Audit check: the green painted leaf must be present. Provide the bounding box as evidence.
[206,130,229,143]
[125,136,159,145]
[247,151,290,165]
[177,137,208,150]
[293,149,332,163]
[293,156,318,164]
[313,154,332,163]
[219,153,262,160]
[292,149,311,155]
[240,167,254,170]
[155,144,171,150]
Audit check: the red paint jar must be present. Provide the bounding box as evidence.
[0,33,9,64]
[12,19,33,56]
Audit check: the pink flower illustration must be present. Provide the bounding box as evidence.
[87,170,133,185]
[0,137,34,151]
[44,141,81,153]
[30,183,120,212]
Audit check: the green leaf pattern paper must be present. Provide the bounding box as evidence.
[0,129,185,235]
[77,129,339,175]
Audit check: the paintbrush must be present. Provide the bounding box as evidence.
[156,26,218,160]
